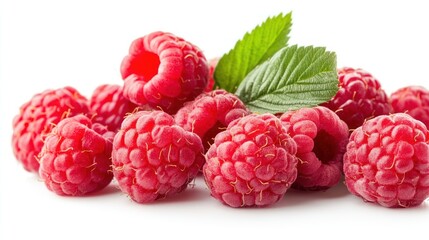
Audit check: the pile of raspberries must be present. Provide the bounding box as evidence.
[12,31,429,208]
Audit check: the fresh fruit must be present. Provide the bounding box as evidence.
[343,113,429,207]
[321,67,391,130]
[111,111,204,203]
[279,106,349,190]
[12,87,89,173]
[203,114,298,207]
[390,85,429,128]
[39,115,114,196]
[89,84,142,132]
[175,89,250,151]
[120,31,209,113]
[205,57,219,92]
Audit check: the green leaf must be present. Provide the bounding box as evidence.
[235,45,338,113]
[214,12,292,92]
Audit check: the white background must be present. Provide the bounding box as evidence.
[1,0,428,239]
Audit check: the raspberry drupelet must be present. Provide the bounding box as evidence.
[390,85,429,128]
[321,67,391,130]
[39,115,114,196]
[112,111,204,203]
[175,89,250,152]
[120,31,209,114]
[205,57,219,92]
[203,114,298,207]
[89,84,142,132]
[280,106,349,190]
[12,86,89,173]
[344,113,429,207]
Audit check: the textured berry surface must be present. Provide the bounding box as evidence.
[12,87,89,173]
[175,89,250,151]
[121,31,209,113]
[280,106,349,190]
[203,114,298,207]
[39,115,113,196]
[112,111,204,203]
[90,84,142,132]
[321,67,391,130]
[205,57,219,92]
[390,86,429,128]
[344,113,429,207]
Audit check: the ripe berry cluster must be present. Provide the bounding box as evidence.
[12,31,429,208]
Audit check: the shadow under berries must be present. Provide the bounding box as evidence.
[272,183,351,208]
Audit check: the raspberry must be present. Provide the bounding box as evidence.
[344,113,429,207]
[279,106,349,190]
[111,111,204,203]
[120,31,209,113]
[38,115,114,196]
[203,114,298,207]
[205,57,219,92]
[321,67,391,130]
[89,84,143,132]
[175,89,250,151]
[12,87,89,173]
[390,86,429,128]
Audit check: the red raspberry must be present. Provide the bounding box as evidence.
[390,86,429,128]
[321,67,391,130]
[205,57,219,92]
[112,111,204,203]
[175,89,250,151]
[89,84,143,132]
[203,114,298,207]
[279,106,349,190]
[120,31,209,114]
[344,113,429,207]
[12,87,89,173]
[39,115,113,196]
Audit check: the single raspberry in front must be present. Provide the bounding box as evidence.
[89,84,142,132]
[280,106,349,190]
[390,85,429,128]
[112,111,204,203]
[38,115,114,196]
[203,114,298,207]
[321,67,391,130]
[12,86,89,173]
[175,89,250,151]
[344,113,429,207]
[121,31,209,113]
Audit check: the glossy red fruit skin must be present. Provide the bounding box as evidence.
[204,57,219,92]
[175,89,250,152]
[112,111,204,203]
[321,67,391,130]
[203,113,298,208]
[390,85,429,128]
[89,84,141,132]
[280,106,349,190]
[39,115,113,196]
[12,86,89,173]
[120,31,209,114]
[344,113,429,208]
